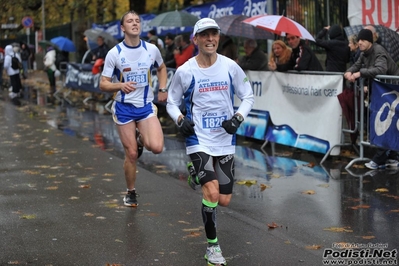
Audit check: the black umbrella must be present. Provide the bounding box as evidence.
[344,24,399,63]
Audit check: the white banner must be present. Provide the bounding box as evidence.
[348,0,399,30]
[236,71,343,155]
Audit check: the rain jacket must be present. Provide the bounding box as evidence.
[346,43,399,78]
[315,25,351,72]
[3,44,21,76]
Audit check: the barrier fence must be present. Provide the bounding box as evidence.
[321,75,399,172]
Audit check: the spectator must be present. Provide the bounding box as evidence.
[20,42,31,79]
[147,29,164,49]
[0,47,4,88]
[364,25,382,46]
[4,44,22,105]
[344,29,399,169]
[268,40,292,71]
[43,47,61,104]
[174,34,195,68]
[149,35,165,58]
[218,34,238,61]
[164,33,176,68]
[238,39,268,71]
[91,36,109,61]
[277,34,323,72]
[348,34,361,65]
[315,24,350,72]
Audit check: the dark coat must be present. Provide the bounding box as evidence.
[238,46,268,71]
[277,40,323,72]
[346,43,399,78]
[164,43,176,68]
[315,25,351,72]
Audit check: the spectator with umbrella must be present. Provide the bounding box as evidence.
[268,40,292,71]
[237,39,268,71]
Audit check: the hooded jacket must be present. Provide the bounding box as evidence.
[315,25,350,72]
[4,44,21,76]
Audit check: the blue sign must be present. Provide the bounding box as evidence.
[22,16,33,28]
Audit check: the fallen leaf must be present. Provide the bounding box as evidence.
[45,186,58,190]
[306,245,322,250]
[84,213,95,217]
[317,184,330,188]
[115,239,123,243]
[301,190,316,195]
[350,205,370,210]
[388,209,399,213]
[79,184,91,188]
[69,196,79,200]
[20,214,36,219]
[267,222,279,229]
[362,236,375,240]
[284,240,291,244]
[260,184,271,191]
[375,188,389,193]
[323,227,353,233]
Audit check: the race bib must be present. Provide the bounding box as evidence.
[201,111,227,130]
[126,70,148,88]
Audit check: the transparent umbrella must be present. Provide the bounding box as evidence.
[84,29,119,48]
[215,15,274,40]
[148,10,199,27]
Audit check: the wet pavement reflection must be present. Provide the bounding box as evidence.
[14,94,399,254]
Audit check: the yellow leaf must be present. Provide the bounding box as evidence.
[317,184,330,188]
[362,236,375,239]
[45,186,58,190]
[375,188,389,193]
[20,214,36,219]
[301,190,316,195]
[79,184,91,188]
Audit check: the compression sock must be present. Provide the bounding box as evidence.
[201,198,218,246]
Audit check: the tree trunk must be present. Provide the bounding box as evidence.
[129,0,146,15]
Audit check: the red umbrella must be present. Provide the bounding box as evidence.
[243,15,315,41]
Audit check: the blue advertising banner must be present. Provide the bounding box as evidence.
[92,0,273,38]
[185,0,271,18]
[370,80,399,151]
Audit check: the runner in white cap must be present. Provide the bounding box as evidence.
[167,17,254,266]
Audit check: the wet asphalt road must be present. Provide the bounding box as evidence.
[1,88,399,266]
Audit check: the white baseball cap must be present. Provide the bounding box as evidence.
[193,18,220,36]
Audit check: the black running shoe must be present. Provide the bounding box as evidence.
[123,190,138,207]
[136,128,143,158]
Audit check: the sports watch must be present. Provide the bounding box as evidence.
[234,114,244,123]
[159,88,168,93]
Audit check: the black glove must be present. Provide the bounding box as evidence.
[222,116,242,134]
[178,117,195,137]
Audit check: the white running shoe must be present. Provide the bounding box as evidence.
[385,159,399,168]
[204,245,226,265]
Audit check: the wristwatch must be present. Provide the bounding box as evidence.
[159,88,168,93]
[233,114,244,123]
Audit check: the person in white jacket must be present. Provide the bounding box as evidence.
[166,18,254,266]
[3,44,22,104]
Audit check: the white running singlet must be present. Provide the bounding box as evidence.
[102,40,164,108]
[167,54,254,156]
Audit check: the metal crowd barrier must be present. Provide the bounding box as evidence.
[321,74,399,172]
